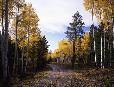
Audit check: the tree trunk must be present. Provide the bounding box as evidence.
[112,17,114,68]
[21,44,24,75]
[113,17,114,52]
[109,43,112,67]
[2,0,9,81]
[101,33,103,68]
[13,15,18,75]
[25,26,30,73]
[93,26,96,66]
[1,0,5,79]
[72,40,75,69]
[103,31,105,68]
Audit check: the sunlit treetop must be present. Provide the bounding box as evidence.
[84,0,114,24]
[11,3,40,47]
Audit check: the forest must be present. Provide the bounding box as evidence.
[0,0,114,87]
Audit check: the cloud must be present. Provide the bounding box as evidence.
[26,0,98,33]
[40,23,67,34]
[25,0,98,51]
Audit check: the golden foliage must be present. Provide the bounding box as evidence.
[84,0,114,24]
[0,0,25,19]
[11,3,40,47]
[81,32,90,56]
[52,33,90,63]
[52,39,72,58]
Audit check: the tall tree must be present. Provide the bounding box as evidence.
[89,25,98,66]
[11,3,40,73]
[0,32,2,79]
[99,22,105,68]
[1,0,9,81]
[14,0,24,75]
[65,11,84,68]
[34,36,49,70]
[84,0,114,24]
[84,0,114,68]
[0,0,25,79]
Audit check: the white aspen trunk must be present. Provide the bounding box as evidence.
[92,0,96,65]
[1,0,5,79]
[93,26,96,64]
[112,18,114,68]
[94,40,96,63]
[101,35,103,68]
[103,31,105,68]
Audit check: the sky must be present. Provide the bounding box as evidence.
[25,0,98,52]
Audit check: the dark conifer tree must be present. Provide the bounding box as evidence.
[65,11,84,68]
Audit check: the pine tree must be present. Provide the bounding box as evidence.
[65,11,84,68]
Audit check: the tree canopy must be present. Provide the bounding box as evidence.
[84,0,114,24]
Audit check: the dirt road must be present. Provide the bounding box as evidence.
[32,64,74,87]
[12,64,109,87]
